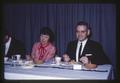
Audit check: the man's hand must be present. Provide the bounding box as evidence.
[80,56,97,69]
[80,56,90,64]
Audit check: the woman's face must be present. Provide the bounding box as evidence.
[40,34,50,44]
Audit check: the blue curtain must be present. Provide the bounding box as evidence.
[3,3,116,70]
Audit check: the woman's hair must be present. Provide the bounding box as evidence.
[39,27,55,43]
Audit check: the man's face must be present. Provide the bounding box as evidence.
[76,25,89,41]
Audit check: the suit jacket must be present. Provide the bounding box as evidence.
[65,39,111,65]
[3,38,26,59]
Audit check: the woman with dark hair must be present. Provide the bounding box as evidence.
[29,27,56,64]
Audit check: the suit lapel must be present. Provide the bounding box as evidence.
[81,39,90,56]
[71,40,78,60]
[74,40,78,51]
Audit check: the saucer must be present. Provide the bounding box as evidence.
[21,64,34,69]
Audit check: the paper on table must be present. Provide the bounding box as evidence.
[73,64,82,70]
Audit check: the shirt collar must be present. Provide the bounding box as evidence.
[6,37,11,45]
[78,38,88,44]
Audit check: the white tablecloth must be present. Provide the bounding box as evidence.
[4,62,113,80]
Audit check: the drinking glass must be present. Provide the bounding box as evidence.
[11,55,17,67]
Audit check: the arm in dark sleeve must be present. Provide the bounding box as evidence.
[91,43,111,65]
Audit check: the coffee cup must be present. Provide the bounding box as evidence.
[15,54,21,61]
[55,56,61,65]
[4,57,8,62]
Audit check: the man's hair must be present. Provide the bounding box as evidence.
[3,29,14,38]
[40,27,55,43]
[75,21,90,29]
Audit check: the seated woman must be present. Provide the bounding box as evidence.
[28,27,56,64]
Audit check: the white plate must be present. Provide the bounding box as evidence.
[21,64,34,69]
[50,63,60,66]
[60,64,73,68]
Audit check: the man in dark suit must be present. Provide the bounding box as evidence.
[3,32,26,59]
[63,21,110,69]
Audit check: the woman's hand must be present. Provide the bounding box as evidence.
[33,59,43,64]
[26,55,32,61]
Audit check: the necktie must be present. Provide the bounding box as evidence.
[78,43,82,61]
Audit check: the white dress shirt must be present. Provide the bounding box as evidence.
[5,37,11,56]
[76,38,88,62]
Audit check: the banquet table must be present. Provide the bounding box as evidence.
[4,61,113,80]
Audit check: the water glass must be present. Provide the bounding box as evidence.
[11,55,17,67]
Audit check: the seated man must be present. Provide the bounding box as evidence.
[2,31,26,59]
[63,21,111,69]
